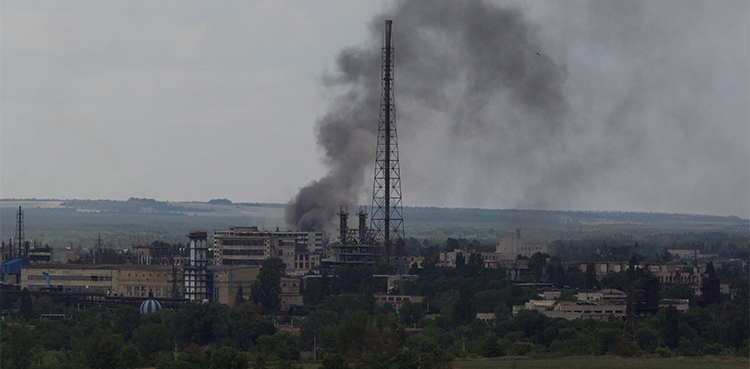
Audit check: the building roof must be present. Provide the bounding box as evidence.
[2,259,23,274]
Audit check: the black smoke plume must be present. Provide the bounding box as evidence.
[286,0,750,230]
[286,0,568,231]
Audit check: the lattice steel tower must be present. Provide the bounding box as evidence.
[15,206,25,258]
[371,20,404,261]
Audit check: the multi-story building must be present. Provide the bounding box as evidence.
[213,227,272,267]
[118,265,177,298]
[292,253,320,275]
[28,247,52,264]
[213,226,326,270]
[496,230,548,259]
[133,243,173,265]
[51,247,77,264]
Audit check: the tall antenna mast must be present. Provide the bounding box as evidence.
[371,20,404,261]
[15,206,25,258]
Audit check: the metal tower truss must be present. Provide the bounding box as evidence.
[15,206,25,258]
[371,20,404,260]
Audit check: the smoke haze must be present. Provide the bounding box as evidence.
[285,0,749,231]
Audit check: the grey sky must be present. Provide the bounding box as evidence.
[2,0,748,220]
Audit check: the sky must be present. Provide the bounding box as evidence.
[2,0,748,223]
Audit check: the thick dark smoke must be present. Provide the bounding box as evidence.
[286,0,569,231]
[286,0,750,231]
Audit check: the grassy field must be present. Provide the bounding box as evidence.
[450,356,749,369]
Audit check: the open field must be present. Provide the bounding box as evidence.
[451,356,749,369]
[293,356,749,369]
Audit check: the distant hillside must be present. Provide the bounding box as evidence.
[403,206,748,226]
[1,198,747,249]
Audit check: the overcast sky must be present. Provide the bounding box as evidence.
[2,0,748,219]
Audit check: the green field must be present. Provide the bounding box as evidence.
[293,356,749,369]
[450,356,749,369]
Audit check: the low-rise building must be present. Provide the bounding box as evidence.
[20,263,260,305]
[374,295,424,310]
[211,265,260,306]
[279,276,303,311]
[22,264,119,295]
[513,299,627,321]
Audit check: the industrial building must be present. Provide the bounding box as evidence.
[322,209,383,270]
[495,230,548,259]
[18,262,259,306]
[213,226,325,271]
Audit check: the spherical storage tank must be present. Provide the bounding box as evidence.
[140,298,162,314]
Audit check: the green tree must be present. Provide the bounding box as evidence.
[545,256,566,288]
[479,333,503,357]
[455,252,465,268]
[256,331,300,361]
[80,328,124,369]
[236,284,246,306]
[528,252,550,282]
[445,238,460,252]
[705,261,716,279]
[451,280,475,326]
[319,354,349,369]
[37,319,75,351]
[131,323,171,363]
[18,287,33,321]
[398,300,424,326]
[635,326,659,353]
[112,305,140,341]
[250,258,285,311]
[1,322,41,369]
[208,346,248,369]
[473,290,503,313]
[584,262,599,289]
[116,344,142,369]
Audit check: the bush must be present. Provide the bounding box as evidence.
[320,354,349,369]
[701,343,726,356]
[655,347,673,357]
[419,349,452,369]
[479,333,503,358]
[508,342,534,357]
